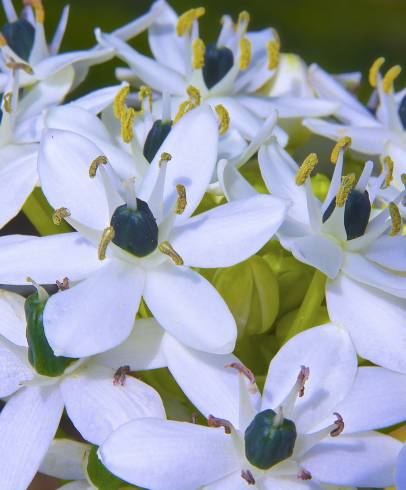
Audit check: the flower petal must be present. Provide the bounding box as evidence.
[61,363,165,445]
[396,443,406,489]
[217,159,257,201]
[364,235,406,272]
[0,386,64,490]
[39,439,87,480]
[171,195,287,268]
[262,324,357,433]
[0,290,27,346]
[44,260,144,357]
[302,432,401,488]
[326,274,406,373]
[0,338,33,397]
[0,233,102,285]
[144,262,236,354]
[99,418,240,490]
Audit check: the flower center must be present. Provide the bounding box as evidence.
[202,43,234,89]
[110,200,158,257]
[2,19,35,61]
[399,94,406,130]
[143,119,173,163]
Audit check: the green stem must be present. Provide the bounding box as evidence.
[22,187,71,236]
[284,269,326,342]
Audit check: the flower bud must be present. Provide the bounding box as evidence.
[311,172,330,201]
[213,255,279,338]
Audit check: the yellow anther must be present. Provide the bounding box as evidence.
[330,136,352,164]
[173,86,201,124]
[89,155,108,178]
[369,57,385,88]
[121,107,136,143]
[176,7,205,36]
[98,226,115,261]
[113,85,130,120]
[383,155,394,188]
[0,33,7,47]
[5,60,33,74]
[192,37,205,69]
[267,40,280,70]
[159,241,184,265]
[52,207,71,226]
[175,184,187,214]
[24,0,44,23]
[389,202,402,236]
[239,38,252,71]
[237,11,250,33]
[336,174,356,208]
[402,174,406,186]
[215,104,230,135]
[295,153,318,186]
[138,85,152,111]
[382,65,402,94]
[159,152,172,167]
[3,92,12,113]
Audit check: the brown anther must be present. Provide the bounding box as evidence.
[56,277,69,291]
[330,412,344,437]
[175,184,187,215]
[241,470,256,485]
[52,207,71,225]
[208,415,232,434]
[298,469,312,481]
[89,155,108,178]
[113,365,131,386]
[5,60,33,74]
[158,241,183,266]
[226,362,256,385]
[297,365,310,398]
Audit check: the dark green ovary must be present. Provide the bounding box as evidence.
[110,200,158,257]
[143,119,172,163]
[2,19,35,61]
[202,43,234,89]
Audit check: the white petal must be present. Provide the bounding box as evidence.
[262,324,357,433]
[261,475,321,490]
[0,386,63,490]
[364,235,406,271]
[139,105,218,221]
[144,262,236,354]
[99,418,240,490]
[50,5,70,55]
[70,83,126,114]
[0,290,27,346]
[302,432,401,488]
[217,159,257,201]
[326,274,406,373]
[0,338,33,397]
[61,363,165,445]
[0,144,38,229]
[0,233,102,285]
[58,481,89,490]
[325,367,406,433]
[204,471,258,490]
[396,444,406,489]
[39,438,87,480]
[171,195,287,268]
[38,129,110,229]
[44,260,144,357]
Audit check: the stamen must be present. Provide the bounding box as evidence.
[369,57,385,88]
[226,362,256,385]
[113,365,131,386]
[298,469,312,481]
[113,85,130,120]
[389,202,402,236]
[241,470,256,485]
[175,184,187,214]
[237,11,250,33]
[273,407,284,427]
[192,37,205,69]
[24,0,44,23]
[383,155,394,188]
[173,86,201,124]
[187,85,201,106]
[56,277,69,291]
[158,241,184,265]
[52,207,71,225]
[267,40,280,70]
[330,136,352,164]
[26,277,48,302]
[123,177,138,210]
[215,104,230,135]
[297,365,310,397]
[98,226,115,261]
[382,65,401,94]
[176,7,205,36]
[138,85,152,112]
[330,412,344,437]
[159,152,172,167]
[239,37,252,70]
[5,61,33,74]
[280,366,310,418]
[295,153,318,185]
[336,174,356,208]
[208,415,232,434]
[0,33,7,47]
[3,92,12,113]
[121,107,136,143]
[89,155,108,178]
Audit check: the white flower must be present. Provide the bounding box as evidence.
[222,135,406,373]
[0,289,165,490]
[99,323,404,489]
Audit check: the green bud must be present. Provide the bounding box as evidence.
[275,306,329,344]
[86,445,133,490]
[244,409,297,469]
[25,289,77,377]
[213,256,279,338]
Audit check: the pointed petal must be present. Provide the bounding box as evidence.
[171,195,287,268]
[44,261,144,357]
[0,386,64,490]
[99,418,240,490]
[326,274,406,373]
[217,159,257,201]
[364,235,406,271]
[0,338,33,397]
[70,83,126,114]
[0,290,27,346]
[144,262,236,354]
[262,324,357,433]
[39,438,87,480]
[50,5,70,54]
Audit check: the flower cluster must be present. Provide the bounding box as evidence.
[0,1,405,489]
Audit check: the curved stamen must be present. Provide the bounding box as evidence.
[158,241,183,265]
[89,155,108,178]
[389,202,402,236]
[336,174,356,208]
[239,37,251,70]
[208,415,232,434]
[368,57,385,88]
[98,226,115,260]
[138,85,152,112]
[330,136,351,165]
[215,104,230,135]
[295,153,318,185]
[383,155,394,188]
[176,7,205,37]
[382,65,401,94]
[192,37,205,69]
